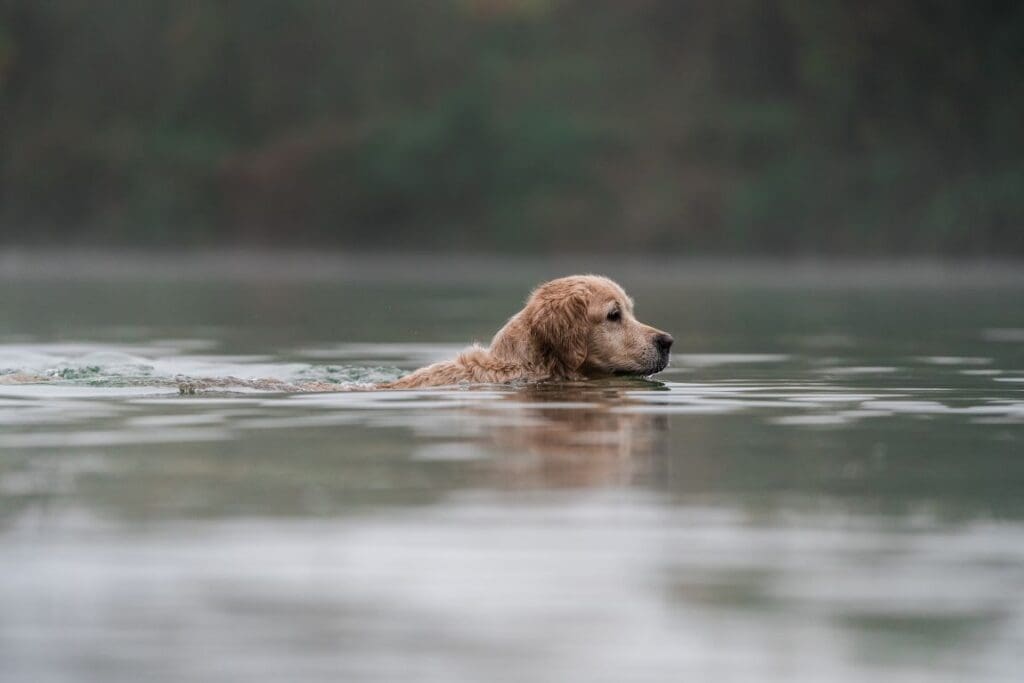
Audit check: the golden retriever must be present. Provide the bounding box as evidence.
[172,275,671,393]
[383,275,672,389]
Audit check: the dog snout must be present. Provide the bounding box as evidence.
[654,333,674,353]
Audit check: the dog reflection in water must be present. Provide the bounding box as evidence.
[466,382,670,489]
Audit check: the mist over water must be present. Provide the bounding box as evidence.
[2,256,1023,682]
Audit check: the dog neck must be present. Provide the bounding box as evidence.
[489,317,583,382]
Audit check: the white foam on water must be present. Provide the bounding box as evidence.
[0,340,407,393]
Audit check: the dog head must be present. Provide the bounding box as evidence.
[493,275,673,379]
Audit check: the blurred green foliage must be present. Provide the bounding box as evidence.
[1,0,1022,253]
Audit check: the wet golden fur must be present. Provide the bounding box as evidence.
[383,275,672,389]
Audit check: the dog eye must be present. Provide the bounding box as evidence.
[607,309,621,322]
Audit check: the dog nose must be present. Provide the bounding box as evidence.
[654,333,674,352]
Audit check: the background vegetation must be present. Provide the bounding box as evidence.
[1,0,1022,254]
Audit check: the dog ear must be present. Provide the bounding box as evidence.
[526,285,590,373]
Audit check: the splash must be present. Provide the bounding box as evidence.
[0,343,404,394]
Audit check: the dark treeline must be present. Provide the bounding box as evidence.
[1,0,1022,254]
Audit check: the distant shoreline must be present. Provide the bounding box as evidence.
[2,247,1023,288]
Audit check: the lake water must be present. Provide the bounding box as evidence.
[2,253,1023,682]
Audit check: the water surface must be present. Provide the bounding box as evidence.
[1,255,1023,682]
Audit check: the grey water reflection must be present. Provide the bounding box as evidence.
[1,263,1024,682]
[436,382,671,490]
